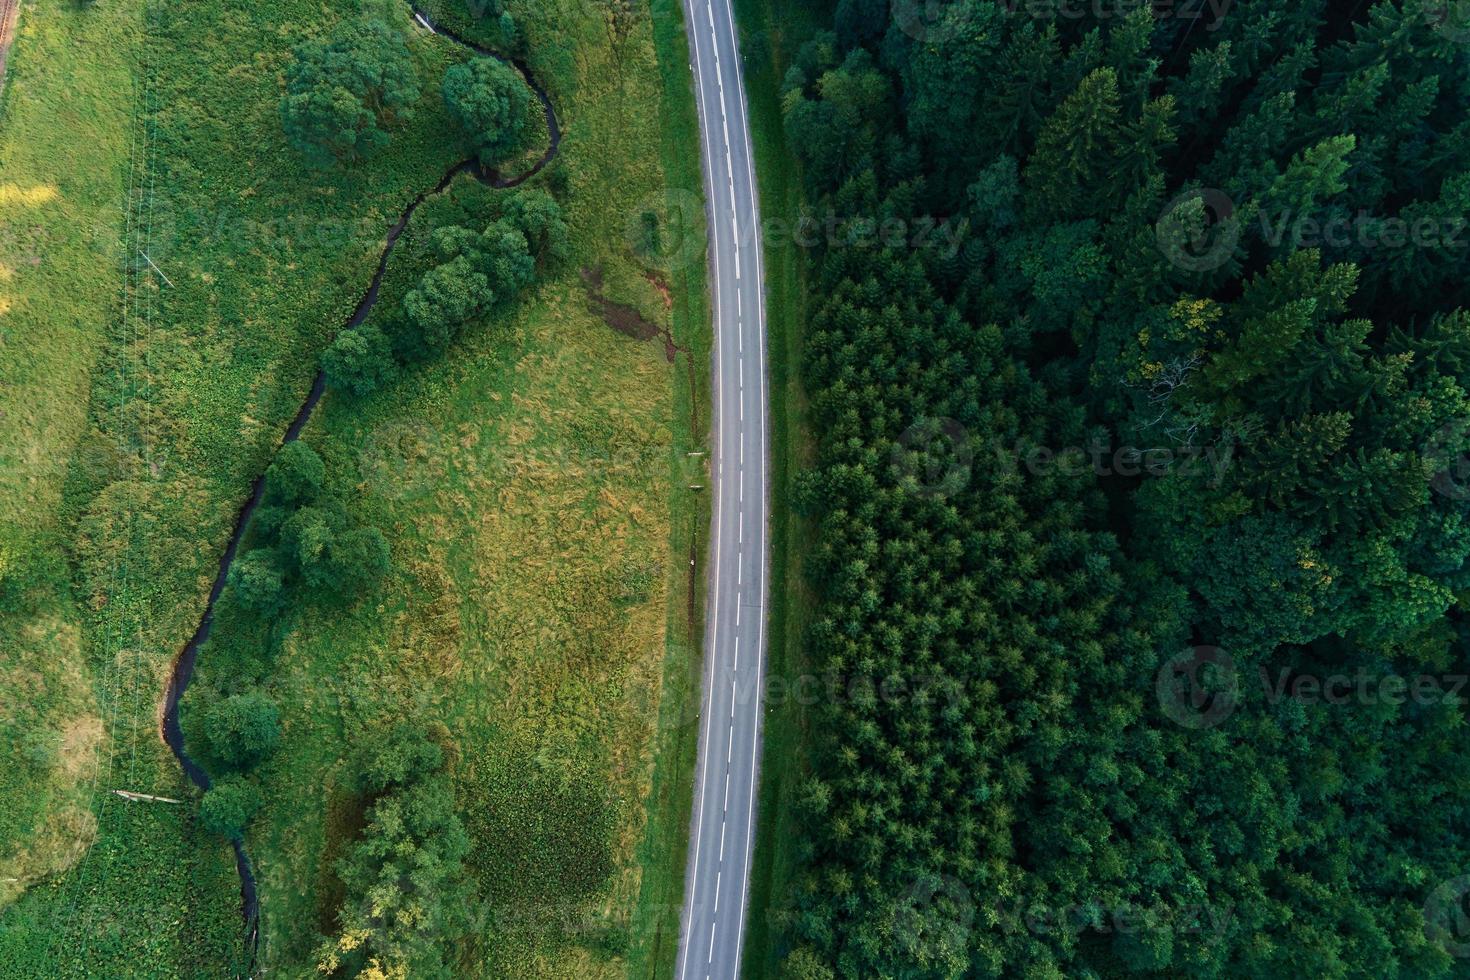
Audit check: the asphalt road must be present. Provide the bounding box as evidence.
[676,0,770,976]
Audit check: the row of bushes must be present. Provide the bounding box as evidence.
[322,188,568,398]
[194,441,388,840]
[195,691,279,838]
[232,441,391,615]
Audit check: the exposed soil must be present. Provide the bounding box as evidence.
[583,265,659,340]
[582,264,685,363]
[643,268,674,311]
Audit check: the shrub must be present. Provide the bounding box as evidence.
[503,190,570,266]
[441,56,530,167]
[279,504,341,588]
[266,440,325,507]
[399,255,493,359]
[355,723,445,794]
[203,690,281,771]
[229,549,286,613]
[280,19,420,166]
[322,324,396,398]
[199,776,263,840]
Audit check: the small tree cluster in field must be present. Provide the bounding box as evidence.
[314,726,470,979]
[442,56,531,168]
[278,15,540,170]
[228,441,390,611]
[322,190,568,397]
[199,776,264,840]
[465,0,523,54]
[195,689,279,839]
[280,18,421,167]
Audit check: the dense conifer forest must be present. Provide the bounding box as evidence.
[773,1,1470,975]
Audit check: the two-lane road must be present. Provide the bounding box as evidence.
[677,0,769,976]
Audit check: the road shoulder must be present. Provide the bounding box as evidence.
[727,0,820,974]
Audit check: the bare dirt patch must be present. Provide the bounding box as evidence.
[643,269,674,312]
[583,265,660,342]
[582,265,684,363]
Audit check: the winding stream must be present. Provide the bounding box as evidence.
[157,6,561,962]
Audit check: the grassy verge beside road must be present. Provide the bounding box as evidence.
[725,0,823,975]
[623,0,713,975]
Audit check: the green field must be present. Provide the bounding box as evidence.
[0,0,708,975]
[0,0,148,915]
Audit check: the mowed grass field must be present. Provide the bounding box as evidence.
[181,0,714,973]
